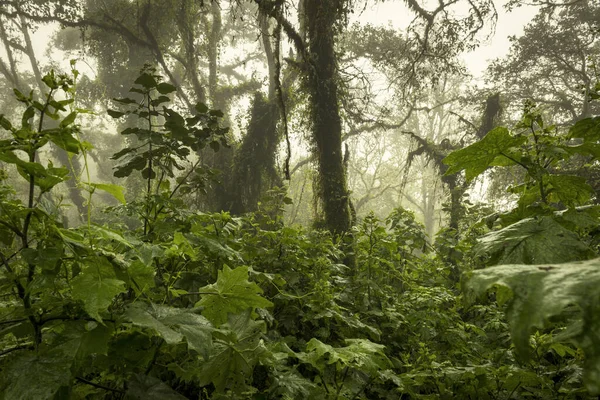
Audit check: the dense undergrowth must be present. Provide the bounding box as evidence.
[1,67,600,399]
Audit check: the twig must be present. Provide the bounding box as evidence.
[75,377,126,394]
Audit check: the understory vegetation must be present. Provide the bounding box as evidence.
[1,65,600,399]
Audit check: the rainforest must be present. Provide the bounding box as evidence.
[0,0,599,399]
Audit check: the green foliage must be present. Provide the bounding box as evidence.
[0,69,598,399]
[444,101,595,207]
[468,258,600,393]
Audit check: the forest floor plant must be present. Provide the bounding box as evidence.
[0,66,598,399]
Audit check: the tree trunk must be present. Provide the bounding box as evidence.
[305,0,351,235]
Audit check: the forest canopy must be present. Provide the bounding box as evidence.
[0,0,599,398]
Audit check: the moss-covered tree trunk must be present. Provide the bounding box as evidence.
[305,0,351,235]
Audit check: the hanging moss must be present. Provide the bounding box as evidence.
[230,92,282,215]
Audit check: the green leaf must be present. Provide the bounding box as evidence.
[134,73,158,89]
[199,309,265,392]
[150,95,171,106]
[196,265,273,326]
[156,82,177,95]
[569,116,600,142]
[113,154,147,178]
[50,321,113,370]
[125,303,213,356]
[107,109,126,118]
[0,114,13,130]
[127,260,156,295]
[1,351,72,400]
[125,375,187,400]
[48,129,81,153]
[474,216,594,266]
[91,182,126,204]
[21,106,35,129]
[270,370,317,399]
[59,111,77,128]
[72,259,126,322]
[113,97,138,104]
[297,338,391,375]
[467,258,600,394]
[443,127,526,181]
[546,174,593,207]
[36,165,70,193]
[195,102,209,114]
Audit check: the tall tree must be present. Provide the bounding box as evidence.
[489,1,600,123]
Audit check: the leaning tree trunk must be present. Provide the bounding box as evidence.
[305,0,351,235]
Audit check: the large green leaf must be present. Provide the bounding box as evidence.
[91,182,126,204]
[546,175,594,207]
[474,216,594,266]
[72,258,126,322]
[125,303,213,357]
[125,374,187,400]
[199,309,266,392]
[569,116,600,142]
[196,265,273,326]
[443,127,526,181]
[297,338,391,375]
[467,258,600,394]
[0,351,72,400]
[50,321,113,370]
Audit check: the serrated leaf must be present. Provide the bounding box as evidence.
[50,321,112,370]
[199,309,264,392]
[569,116,600,142]
[196,265,273,326]
[72,262,126,322]
[297,338,391,375]
[126,374,187,400]
[0,351,72,400]
[127,260,155,295]
[125,303,213,356]
[443,127,526,181]
[467,258,600,394]
[270,370,317,399]
[48,128,81,153]
[474,216,594,266]
[546,174,593,207]
[91,182,126,204]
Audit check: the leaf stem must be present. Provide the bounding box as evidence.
[75,377,126,394]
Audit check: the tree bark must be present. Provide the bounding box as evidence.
[304,0,351,235]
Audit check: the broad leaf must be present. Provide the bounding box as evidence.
[468,258,600,394]
[443,127,526,181]
[474,216,594,266]
[125,303,213,357]
[0,351,72,400]
[156,82,177,94]
[546,174,593,207]
[125,374,187,400]
[297,338,391,374]
[72,258,126,322]
[569,116,600,142]
[196,265,273,326]
[199,310,265,392]
[91,182,126,204]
